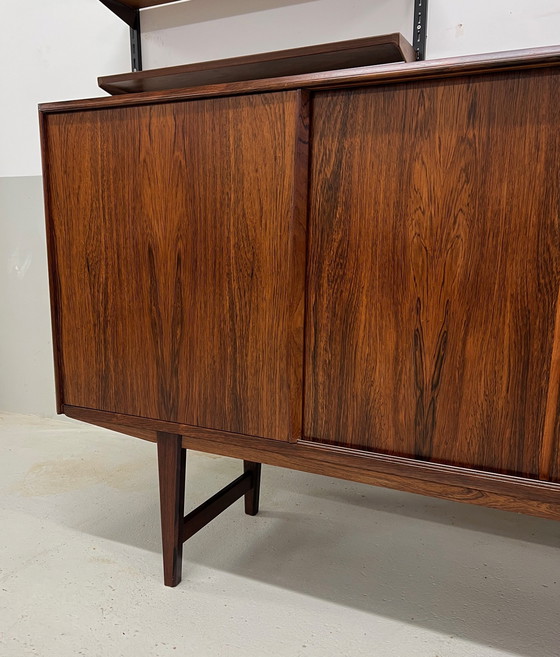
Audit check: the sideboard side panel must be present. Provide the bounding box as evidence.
[305,70,560,479]
[43,91,307,441]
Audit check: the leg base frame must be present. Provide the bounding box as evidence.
[157,431,262,587]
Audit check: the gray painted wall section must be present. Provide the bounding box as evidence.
[0,176,57,416]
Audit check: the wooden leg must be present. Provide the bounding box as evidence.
[156,439,261,586]
[157,432,186,587]
[243,461,262,516]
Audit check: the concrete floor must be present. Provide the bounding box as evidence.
[0,413,559,657]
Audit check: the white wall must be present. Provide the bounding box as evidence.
[140,0,413,69]
[428,0,560,58]
[0,0,129,179]
[1,0,559,416]
[0,177,54,416]
[139,0,560,70]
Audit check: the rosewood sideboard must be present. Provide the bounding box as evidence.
[40,43,560,586]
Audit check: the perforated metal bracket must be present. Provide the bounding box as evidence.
[413,0,428,60]
[99,0,143,72]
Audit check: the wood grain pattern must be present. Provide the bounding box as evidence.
[41,52,560,536]
[43,91,308,441]
[541,288,560,480]
[98,34,414,95]
[63,404,560,521]
[554,429,560,482]
[305,69,560,480]
[39,46,560,116]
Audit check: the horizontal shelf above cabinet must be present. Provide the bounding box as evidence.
[98,33,415,95]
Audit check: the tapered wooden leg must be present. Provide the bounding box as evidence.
[157,432,186,587]
[243,461,262,516]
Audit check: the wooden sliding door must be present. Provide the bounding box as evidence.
[43,91,308,441]
[305,71,560,480]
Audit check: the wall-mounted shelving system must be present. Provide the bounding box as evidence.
[99,0,428,73]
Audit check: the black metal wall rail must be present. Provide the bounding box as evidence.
[99,0,142,71]
[413,0,428,60]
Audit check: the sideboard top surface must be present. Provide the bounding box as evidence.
[39,45,560,114]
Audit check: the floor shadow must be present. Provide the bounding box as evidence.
[193,511,559,657]
[57,455,560,657]
[302,480,560,548]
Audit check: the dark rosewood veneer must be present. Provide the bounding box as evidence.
[40,42,560,586]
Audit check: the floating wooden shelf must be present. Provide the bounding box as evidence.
[98,32,415,94]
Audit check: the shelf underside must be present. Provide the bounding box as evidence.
[98,32,415,95]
